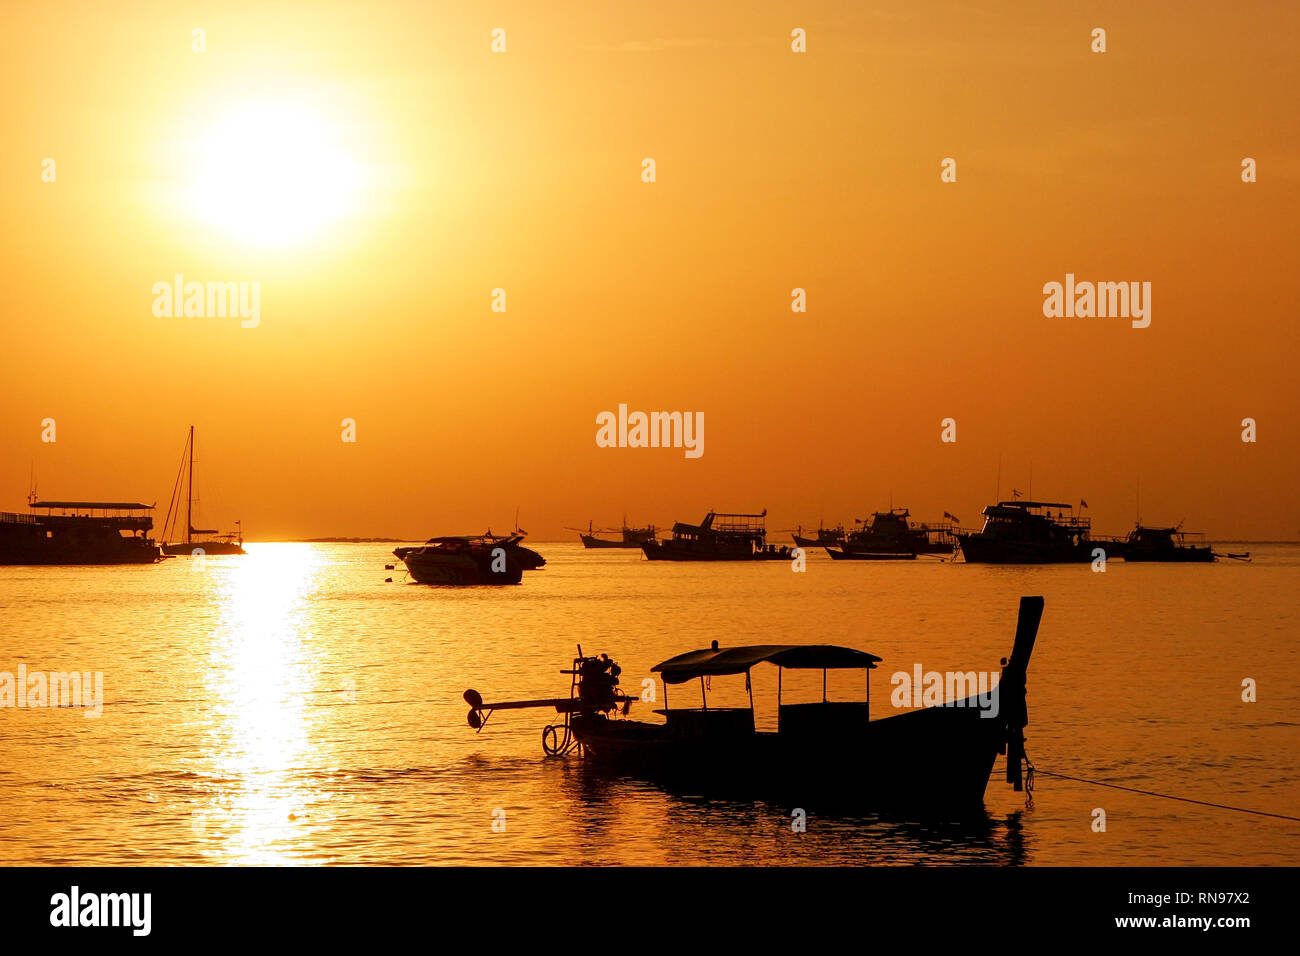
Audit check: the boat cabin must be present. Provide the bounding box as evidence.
[978,500,1090,537]
[25,500,155,535]
[650,643,881,738]
[1127,526,1201,548]
[668,510,769,547]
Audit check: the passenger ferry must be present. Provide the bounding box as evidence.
[0,498,161,564]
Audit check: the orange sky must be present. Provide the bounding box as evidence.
[2,1,1297,540]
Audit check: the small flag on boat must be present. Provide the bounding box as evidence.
[1080,499,1088,508]
[943,511,959,523]
[1011,488,1023,499]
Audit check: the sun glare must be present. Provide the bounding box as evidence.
[187,100,365,247]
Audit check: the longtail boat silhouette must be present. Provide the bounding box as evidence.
[825,547,917,561]
[463,596,1045,810]
[787,522,845,549]
[571,519,656,549]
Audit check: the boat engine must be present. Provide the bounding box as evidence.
[463,647,634,756]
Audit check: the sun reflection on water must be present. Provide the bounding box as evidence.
[201,544,323,863]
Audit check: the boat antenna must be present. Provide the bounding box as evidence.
[995,452,1002,503]
[28,459,36,506]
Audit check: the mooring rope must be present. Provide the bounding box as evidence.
[1031,767,1300,823]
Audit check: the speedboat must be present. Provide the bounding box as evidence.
[396,532,545,585]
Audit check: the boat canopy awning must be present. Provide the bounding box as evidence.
[31,500,153,510]
[652,644,881,683]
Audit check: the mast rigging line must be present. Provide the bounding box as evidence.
[161,434,189,544]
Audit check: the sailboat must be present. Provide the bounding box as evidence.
[160,426,246,556]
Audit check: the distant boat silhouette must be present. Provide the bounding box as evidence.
[642,510,793,561]
[160,426,245,556]
[463,597,1045,811]
[788,522,845,549]
[837,508,955,558]
[572,519,656,549]
[825,547,916,561]
[1120,525,1215,562]
[955,500,1093,563]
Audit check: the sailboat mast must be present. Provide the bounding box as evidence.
[186,425,194,546]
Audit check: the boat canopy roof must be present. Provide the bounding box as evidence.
[991,500,1072,510]
[653,644,880,684]
[32,500,153,511]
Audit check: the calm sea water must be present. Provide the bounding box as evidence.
[1,542,1297,866]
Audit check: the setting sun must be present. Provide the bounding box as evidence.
[185,99,365,246]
